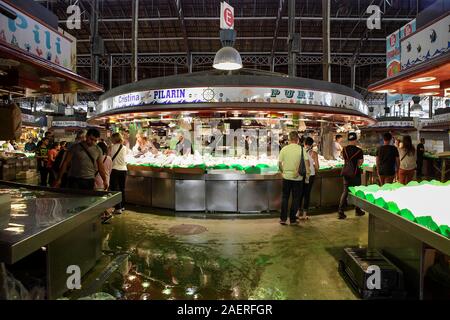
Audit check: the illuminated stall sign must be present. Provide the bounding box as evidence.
[21,113,35,123]
[51,121,86,128]
[0,0,73,70]
[99,87,368,115]
[369,121,414,128]
[401,14,450,69]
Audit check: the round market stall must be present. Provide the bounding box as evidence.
[89,69,376,214]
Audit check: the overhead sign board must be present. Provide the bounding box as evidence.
[98,86,368,116]
[0,0,73,70]
[220,2,234,30]
[401,14,450,69]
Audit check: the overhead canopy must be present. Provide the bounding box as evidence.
[0,41,103,97]
[368,52,450,97]
[90,68,375,126]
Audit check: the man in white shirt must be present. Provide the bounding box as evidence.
[333,135,343,159]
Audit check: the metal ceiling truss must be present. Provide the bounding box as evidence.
[76,55,385,68]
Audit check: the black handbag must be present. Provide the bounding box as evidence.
[298,146,307,177]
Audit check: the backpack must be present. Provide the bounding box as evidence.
[341,146,362,178]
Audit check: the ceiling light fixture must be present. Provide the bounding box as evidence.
[420,92,439,96]
[410,96,422,112]
[213,46,243,71]
[420,84,440,90]
[374,89,397,93]
[409,76,436,83]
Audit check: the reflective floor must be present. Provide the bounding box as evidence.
[69,209,369,300]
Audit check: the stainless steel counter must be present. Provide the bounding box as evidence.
[0,157,37,181]
[0,181,121,299]
[349,194,450,299]
[126,167,348,213]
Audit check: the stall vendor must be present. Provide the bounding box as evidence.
[176,132,193,156]
[132,134,157,156]
[24,137,37,152]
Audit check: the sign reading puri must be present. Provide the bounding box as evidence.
[0,0,73,70]
[98,86,368,115]
[220,2,234,30]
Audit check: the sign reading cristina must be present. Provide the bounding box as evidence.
[98,86,368,115]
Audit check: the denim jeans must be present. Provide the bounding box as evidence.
[281,179,304,222]
[338,174,362,214]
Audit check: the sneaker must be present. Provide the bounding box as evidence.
[113,209,123,215]
[355,209,365,216]
[279,220,288,225]
[290,220,299,225]
[338,213,347,220]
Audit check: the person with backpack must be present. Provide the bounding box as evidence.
[337,132,365,219]
[278,131,310,225]
[54,128,108,191]
[108,132,128,214]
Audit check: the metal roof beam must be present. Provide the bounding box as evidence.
[270,0,285,71]
[58,16,413,23]
[76,36,386,42]
[174,0,190,59]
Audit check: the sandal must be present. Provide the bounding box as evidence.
[101,214,113,224]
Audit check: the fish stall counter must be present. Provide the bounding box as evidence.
[348,181,450,299]
[0,181,121,299]
[124,153,377,214]
[0,151,37,181]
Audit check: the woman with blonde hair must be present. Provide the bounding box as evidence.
[108,132,128,214]
[397,135,416,184]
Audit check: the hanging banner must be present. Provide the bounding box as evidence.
[98,86,368,116]
[0,0,73,70]
[386,19,416,105]
[220,2,234,30]
[401,14,450,69]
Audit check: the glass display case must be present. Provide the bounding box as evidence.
[0,181,121,299]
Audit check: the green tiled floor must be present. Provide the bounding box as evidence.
[74,210,368,300]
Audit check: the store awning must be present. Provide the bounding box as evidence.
[0,41,103,96]
[368,51,450,97]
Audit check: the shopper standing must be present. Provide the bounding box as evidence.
[95,142,112,190]
[416,138,425,179]
[52,141,68,187]
[109,132,128,214]
[54,129,108,191]
[278,131,310,225]
[376,132,400,185]
[36,137,50,186]
[333,135,343,159]
[398,135,416,185]
[297,137,319,220]
[47,142,60,187]
[338,132,365,219]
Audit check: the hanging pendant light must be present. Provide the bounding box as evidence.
[410,96,422,112]
[213,46,242,71]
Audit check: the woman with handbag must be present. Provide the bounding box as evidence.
[109,133,128,215]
